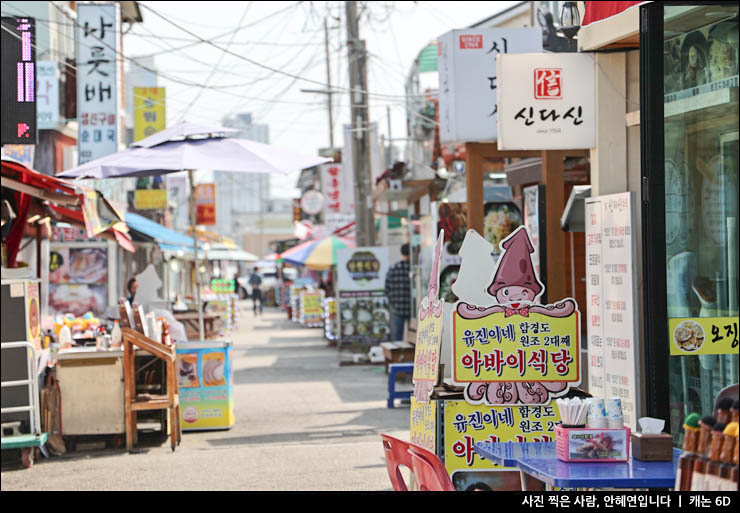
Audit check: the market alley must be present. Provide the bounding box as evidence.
[0,303,411,491]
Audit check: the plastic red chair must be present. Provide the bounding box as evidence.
[380,433,415,491]
[408,444,456,491]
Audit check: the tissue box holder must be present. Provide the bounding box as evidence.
[555,425,630,462]
[630,432,673,461]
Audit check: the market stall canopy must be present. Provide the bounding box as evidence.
[281,235,355,270]
[204,244,258,262]
[131,122,240,149]
[560,185,592,232]
[124,211,195,253]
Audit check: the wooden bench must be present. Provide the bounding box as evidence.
[380,318,418,372]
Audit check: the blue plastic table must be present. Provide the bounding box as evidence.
[473,442,681,490]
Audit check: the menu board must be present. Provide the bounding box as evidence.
[585,192,639,430]
[300,290,324,327]
[48,245,108,317]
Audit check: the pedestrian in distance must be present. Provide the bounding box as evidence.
[385,243,412,341]
[249,269,264,316]
[126,277,138,305]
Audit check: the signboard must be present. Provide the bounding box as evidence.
[437,28,541,144]
[320,163,354,217]
[37,60,60,129]
[195,183,216,225]
[585,192,639,429]
[413,231,445,402]
[1,16,36,144]
[669,317,739,355]
[134,189,168,210]
[443,401,560,473]
[410,397,437,453]
[76,3,119,164]
[300,189,324,216]
[134,86,166,141]
[1,144,35,167]
[522,185,545,279]
[176,346,235,430]
[450,226,581,405]
[48,245,108,317]
[300,290,324,327]
[497,53,596,150]
[336,246,392,344]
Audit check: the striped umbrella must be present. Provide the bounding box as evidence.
[281,235,355,270]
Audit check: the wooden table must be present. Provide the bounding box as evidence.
[173,312,221,340]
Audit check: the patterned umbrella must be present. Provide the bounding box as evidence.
[281,236,355,270]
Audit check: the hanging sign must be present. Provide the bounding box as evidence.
[195,183,216,225]
[37,60,60,129]
[134,188,168,210]
[437,28,542,144]
[76,3,119,164]
[300,189,324,216]
[413,230,445,402]
[320,163,354,217]
[134,86,166,141]
[585,192,640,429]
[1,16,37,144]
[451,226,581,405]
[497,53,596,150]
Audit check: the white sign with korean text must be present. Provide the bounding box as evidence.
[76,3,119,164]
[585,192,639,430]
[320,163,353,217]
[497,53,596,150]
[37,61,59,129]
[437,28,542,144]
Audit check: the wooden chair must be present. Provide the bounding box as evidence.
[122,328,181,452]
[379,433,416,491]
[408,444,456,491]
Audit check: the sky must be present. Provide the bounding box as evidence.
[120,1,520,199]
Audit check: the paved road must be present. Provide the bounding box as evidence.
[1,305,410,491]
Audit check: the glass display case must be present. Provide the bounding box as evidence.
[642,2,739,445]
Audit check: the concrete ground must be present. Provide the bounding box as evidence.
[0,304,411,491]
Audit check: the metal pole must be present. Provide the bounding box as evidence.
[325,17,334,150]
[188,169,205,341]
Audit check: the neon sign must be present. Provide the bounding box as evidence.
[1,16,37,145]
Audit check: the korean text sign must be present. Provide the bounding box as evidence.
[134,87,165,141]
[437,28,541,144]
[1,16,36,144]
[585,192,640,430]
[195,183,216,225]
[497,53,596,150]
[320,163,354,217]
[76,3,119,164]
[37,61,59,129]
[443,400,561,473]
[410,397,437,452]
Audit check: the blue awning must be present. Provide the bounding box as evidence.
[124,211,195,253]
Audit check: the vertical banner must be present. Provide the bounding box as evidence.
[195,183,216,225]
[522,185,545,279]
[585,192,640,430]
[37,60,59,129]
[76,3,119,164]
[133,86,166,141]
[410,397,437,452]
[1,16,37,144]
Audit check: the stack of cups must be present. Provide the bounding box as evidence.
[587,398,608,428]
[606,398,624,428]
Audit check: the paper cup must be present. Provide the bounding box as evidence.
[588,398,607,418]
[606,398,623,419]
[587,416,608,428]
[608,416,624,429]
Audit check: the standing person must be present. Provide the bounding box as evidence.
[126,277,138,305]
[385,243,412,341]
[248,269,263,315]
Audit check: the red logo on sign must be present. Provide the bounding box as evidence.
[459,34,483,49]
[534,68,562,99]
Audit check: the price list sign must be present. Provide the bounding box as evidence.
[585,192,640,430]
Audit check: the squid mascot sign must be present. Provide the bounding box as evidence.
[451,226,581,405]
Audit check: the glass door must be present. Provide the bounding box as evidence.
[642,2,739,444]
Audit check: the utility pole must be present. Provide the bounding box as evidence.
[345,0,375,247]
[324,17,334,150]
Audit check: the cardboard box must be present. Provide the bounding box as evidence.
[631,432,673,461]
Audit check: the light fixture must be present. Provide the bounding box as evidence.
[560,1,581,40]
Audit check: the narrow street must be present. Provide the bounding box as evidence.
[1,303,410,491]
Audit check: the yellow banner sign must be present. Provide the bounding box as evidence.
[134,189,167,210]
[669,317,739,355]
[453,311,580,382]
[414,314,443,383]
[410,397,437,452]
[134,87,166,142]
[443,400,561,473]
[301,292,324,325]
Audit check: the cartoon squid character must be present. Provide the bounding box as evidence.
[456,226,577,405]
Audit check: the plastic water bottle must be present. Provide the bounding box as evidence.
[111,320,122,350]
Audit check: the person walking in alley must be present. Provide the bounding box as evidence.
[249,269,263,315]
[385,243,412,341]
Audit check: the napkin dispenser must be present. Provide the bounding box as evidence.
[630,432,673,461]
